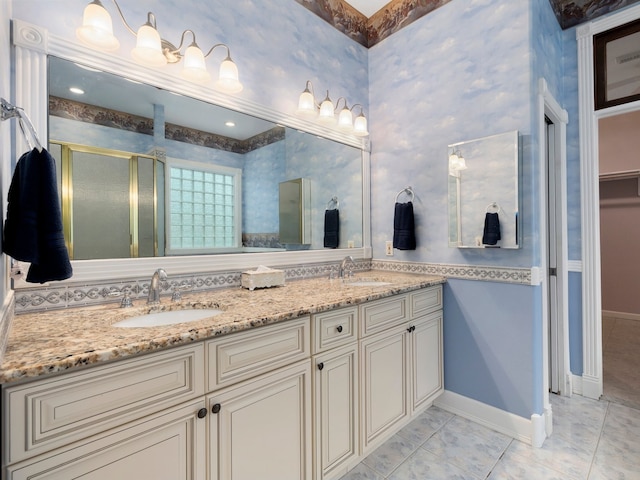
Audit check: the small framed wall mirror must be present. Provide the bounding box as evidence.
[447,130,520,249]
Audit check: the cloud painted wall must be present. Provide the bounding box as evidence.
[369,0,545,418]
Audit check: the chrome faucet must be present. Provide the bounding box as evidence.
[147,268,168,304]
[339,255,355,279]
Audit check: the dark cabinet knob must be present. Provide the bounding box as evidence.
[318,362,324,371]
[211,403,221,414]
[336,325,343,333]
[407,325,416,333]
[197,408,207,419]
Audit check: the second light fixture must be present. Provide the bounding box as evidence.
[297,81,369,137]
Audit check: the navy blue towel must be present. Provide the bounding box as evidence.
[3,148,72,283]
[324,209,340,248]
[393,202,416,250]
[482,212,501,246]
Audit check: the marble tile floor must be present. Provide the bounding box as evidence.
[339,394,640,479]
[602,315,640,411]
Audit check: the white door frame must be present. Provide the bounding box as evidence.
[577,4,640,399]
[538,79,569,437]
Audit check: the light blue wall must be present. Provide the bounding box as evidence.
[243,140,285,234]
[444,279,540,418]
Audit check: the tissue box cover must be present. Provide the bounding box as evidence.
[241,266,285,290]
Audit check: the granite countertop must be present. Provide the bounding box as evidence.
[0,271,445,384]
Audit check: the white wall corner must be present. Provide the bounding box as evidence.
[530,266,542,286]
[434,390,536,446]
[531,413,547,448]
[544,404,553,437]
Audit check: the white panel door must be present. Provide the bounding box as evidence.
[208,360,311,480]
[410,312,443,412]
[360,326,407,450]
[313,343,359,480]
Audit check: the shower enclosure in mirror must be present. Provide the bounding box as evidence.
[448,130,520,249]
[48,56,364,260]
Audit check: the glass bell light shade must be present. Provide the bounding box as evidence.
[353,112,369,136]
[76,0,120,52]
[181,43,211,83]
[131,23,167,67]
[297,88,317,116]
[449,150,467,171]
[215,56,243,93]
[337,107,354,132]
[318,93,336,124]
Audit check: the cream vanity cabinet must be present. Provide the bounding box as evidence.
[2,344,207,479]
[1,283,443,480]
[359,285,443,453]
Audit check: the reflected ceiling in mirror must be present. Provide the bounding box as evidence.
[48,56,364,260]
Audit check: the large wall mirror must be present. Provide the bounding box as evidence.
[48,57,364,261]
[447,130,520,249]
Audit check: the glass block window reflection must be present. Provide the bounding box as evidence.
[169,165,237,251]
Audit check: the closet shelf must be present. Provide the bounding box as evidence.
[599,170,640,196]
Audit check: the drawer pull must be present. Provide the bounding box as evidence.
[197,408,207,419]
[211,403,221,414]
[336,325,343,333]
[318,362,324,371]
[407,325,416,333]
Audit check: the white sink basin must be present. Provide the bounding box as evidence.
[346,280,392,287]
[113,309,223,328]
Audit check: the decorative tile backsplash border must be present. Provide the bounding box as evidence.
[372,260,532,285]
[14,259,533,313]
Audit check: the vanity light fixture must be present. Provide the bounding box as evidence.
[449,147,467,171]
[76,0,243,93]
[296,80,369,136]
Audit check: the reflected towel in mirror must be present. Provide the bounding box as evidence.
[324,209,340,248]
[393,202,416,250]
[482,212,501,246]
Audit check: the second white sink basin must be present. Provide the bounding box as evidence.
[113,309,223,328]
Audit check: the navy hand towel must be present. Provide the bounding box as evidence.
[482,212,501,246]
[3,148,73,283]
[324,209,340,248]
[393,202,416,250]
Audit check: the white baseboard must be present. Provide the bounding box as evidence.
[602,310,640,322]
[434,390,547,447]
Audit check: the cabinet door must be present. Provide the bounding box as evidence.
[409,311,443,412]
[359,327,408,451]
[7,399,206,480]
[208,360,311,480]
[313,343,359,480]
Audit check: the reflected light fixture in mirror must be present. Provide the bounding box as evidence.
[296,80,369,136]
[76,0,243,93]
[448,147,467,172]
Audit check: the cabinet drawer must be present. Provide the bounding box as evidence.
[410,285,442,318]
[359,295,407,337]
[206,317,310,391]
[312,306,357,354]
[3,344,204,464]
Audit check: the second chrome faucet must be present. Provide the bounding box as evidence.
[147,268,168,304]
